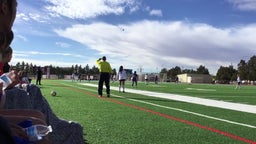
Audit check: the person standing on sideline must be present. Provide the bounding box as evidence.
[77,73,81,82]
[36,66,42,85]
[96,56,112,97]
[112,74,116,83]
[145,73,149,85]
[71,72,75,82]
[118,65,127,93]
[132,71,138,87]
[87,74,91,82]
[235,74,241,89]
[154,75,158,84]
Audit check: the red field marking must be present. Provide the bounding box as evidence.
[65,85,256,144]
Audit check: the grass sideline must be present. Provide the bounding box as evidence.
[38,79,256,144]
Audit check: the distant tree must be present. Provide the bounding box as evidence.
[54,66,62,78]
[78,65,83,74]
[247,55,256,80]
[160,68,168,74]
[71,65,75,73]
[168,66,181,80]
[28,63,34,75]
[15,62,21,71]
[21,62,25,70]
[32,65,37,75]
[74,64,79,74]
[182,69,196,74]
[159,68,168,81]
[237,59,248,80]
[48,65,55,74]
[91,65,99,74]
[196,65,209,74]
[85,64,90,74]
[216,65,237,83]
[124,69,132,76]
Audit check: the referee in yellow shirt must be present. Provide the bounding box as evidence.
[96,56,112,97]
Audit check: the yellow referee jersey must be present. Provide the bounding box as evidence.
[96,59,112,73]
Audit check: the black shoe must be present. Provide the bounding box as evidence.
[107,94,110,97]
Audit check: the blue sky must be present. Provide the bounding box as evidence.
[11,0,256,74]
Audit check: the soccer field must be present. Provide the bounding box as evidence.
[39,80,256,144]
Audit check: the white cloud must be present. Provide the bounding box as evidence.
[10,57,76,68]
[15,35,28,42]
[28,13,48,23]
[14,51,83,58]
[16,13,30,21]
[149,9,163,17]
[44,0,141,19]
[13,1,256,75]
[55,42,71,48]
[227,0,256,11]
[145,6,150,11]
[12,51,91,68]
[54,20,256,74]
[16,2,50,24]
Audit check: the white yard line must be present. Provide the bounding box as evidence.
[80,83,256,114]
[186,87,216,91]
[112,94,256,129]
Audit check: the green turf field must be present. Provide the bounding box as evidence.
[38,79,255,144]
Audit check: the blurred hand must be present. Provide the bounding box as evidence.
[9,70,18,82]
[6,70,19,89]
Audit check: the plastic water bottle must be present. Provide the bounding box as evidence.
[24,124,53,141]
[0,72,14,90]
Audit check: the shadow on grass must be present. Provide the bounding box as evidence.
[49,95,62,98]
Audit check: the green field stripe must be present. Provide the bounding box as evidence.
[80,83,256,114]
[111,94,256,129]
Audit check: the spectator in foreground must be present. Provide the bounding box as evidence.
[4,84,86,143]
[0,0,86,143]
